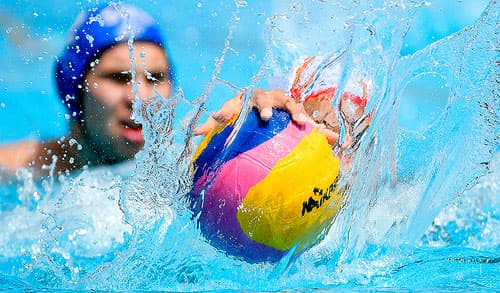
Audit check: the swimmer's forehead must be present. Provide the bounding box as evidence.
[93,42,169,72]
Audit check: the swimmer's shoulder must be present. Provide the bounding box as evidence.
[0,139,81,176]
[0,139,43,171]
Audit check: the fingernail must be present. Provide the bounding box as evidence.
[261,108,272,120]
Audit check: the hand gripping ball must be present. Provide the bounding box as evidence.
[189,108,343,263]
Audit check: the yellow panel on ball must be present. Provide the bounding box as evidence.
[237,128,342,251]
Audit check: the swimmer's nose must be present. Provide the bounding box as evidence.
[126,99,133,111]
[135,77,155,100]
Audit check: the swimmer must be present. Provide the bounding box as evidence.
[0,3,307,178]
[0,4,172,176]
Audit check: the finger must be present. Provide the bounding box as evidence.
[253,89,309,123]
[252,89,292,121]
[340,132,353,150]
[284,97,308,125]
[362,81,368,101]
[212,109,234,124]
[319,128,339,146]
[309,120,339,146]
[252,88,276,121]
[194,92,244,136]
[193,117,218,136]
[217,93,244,122]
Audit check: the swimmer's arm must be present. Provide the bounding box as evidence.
[0,140,41,172]
[0,140,80,177]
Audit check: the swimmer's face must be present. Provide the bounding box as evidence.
[81,42,172,162]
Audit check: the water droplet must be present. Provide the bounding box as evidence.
[236,1,248,8]
[86,34,94,45]
[93,82,99,89]
[33,12,38,17]
[5,27,12,34]
[0,102,5,108]
[197,2,203,8]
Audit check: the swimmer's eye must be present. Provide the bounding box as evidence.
[146,71,169,83]
[100,71,132,84]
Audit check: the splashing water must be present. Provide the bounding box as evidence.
[0,0,498,291]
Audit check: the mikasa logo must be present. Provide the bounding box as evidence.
[301,177,339,216]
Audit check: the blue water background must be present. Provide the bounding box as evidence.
[0,0,498,291]
[0,0,491,143]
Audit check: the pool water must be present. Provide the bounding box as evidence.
[0,0,498,291]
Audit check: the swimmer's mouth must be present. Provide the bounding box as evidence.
[120,120,144,143]
[121,120,142,130]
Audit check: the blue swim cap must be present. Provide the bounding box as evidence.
[55,3,170,121]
